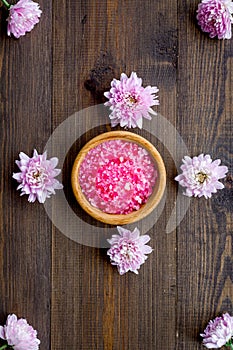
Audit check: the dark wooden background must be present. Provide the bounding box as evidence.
[0,0,232,349]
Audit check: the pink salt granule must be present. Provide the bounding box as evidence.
[79,139,157,214]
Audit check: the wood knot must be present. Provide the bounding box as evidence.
[81,14,87,25]
[225,173,233,189]
[84,51,117,102]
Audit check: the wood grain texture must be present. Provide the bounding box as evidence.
[0,0,232,349]
[0,0,52,349]
[176,0,233,348]
[51,1,177,350]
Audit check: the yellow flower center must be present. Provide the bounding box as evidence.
[33,171,41,179]
[195,172,208,184]
[124,93,138,107]
[128,96,137,104]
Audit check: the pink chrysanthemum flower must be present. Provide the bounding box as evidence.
[7,0,42,39]
[200,313,233,348]
[107,226,153,275]
[175,154,228,199]
[197,0,233,39]
[0,314,40,350]
[13,149,63,203]
[104,72,159,129]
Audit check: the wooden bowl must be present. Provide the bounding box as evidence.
[71,131,166,225]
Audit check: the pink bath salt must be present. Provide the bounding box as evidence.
[78,139,157,214]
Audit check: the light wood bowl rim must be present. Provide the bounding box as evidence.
[71,131,166,225]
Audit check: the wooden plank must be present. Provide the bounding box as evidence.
[51,0,178,349]
[177,1,233,349]
[0,1,52,348]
